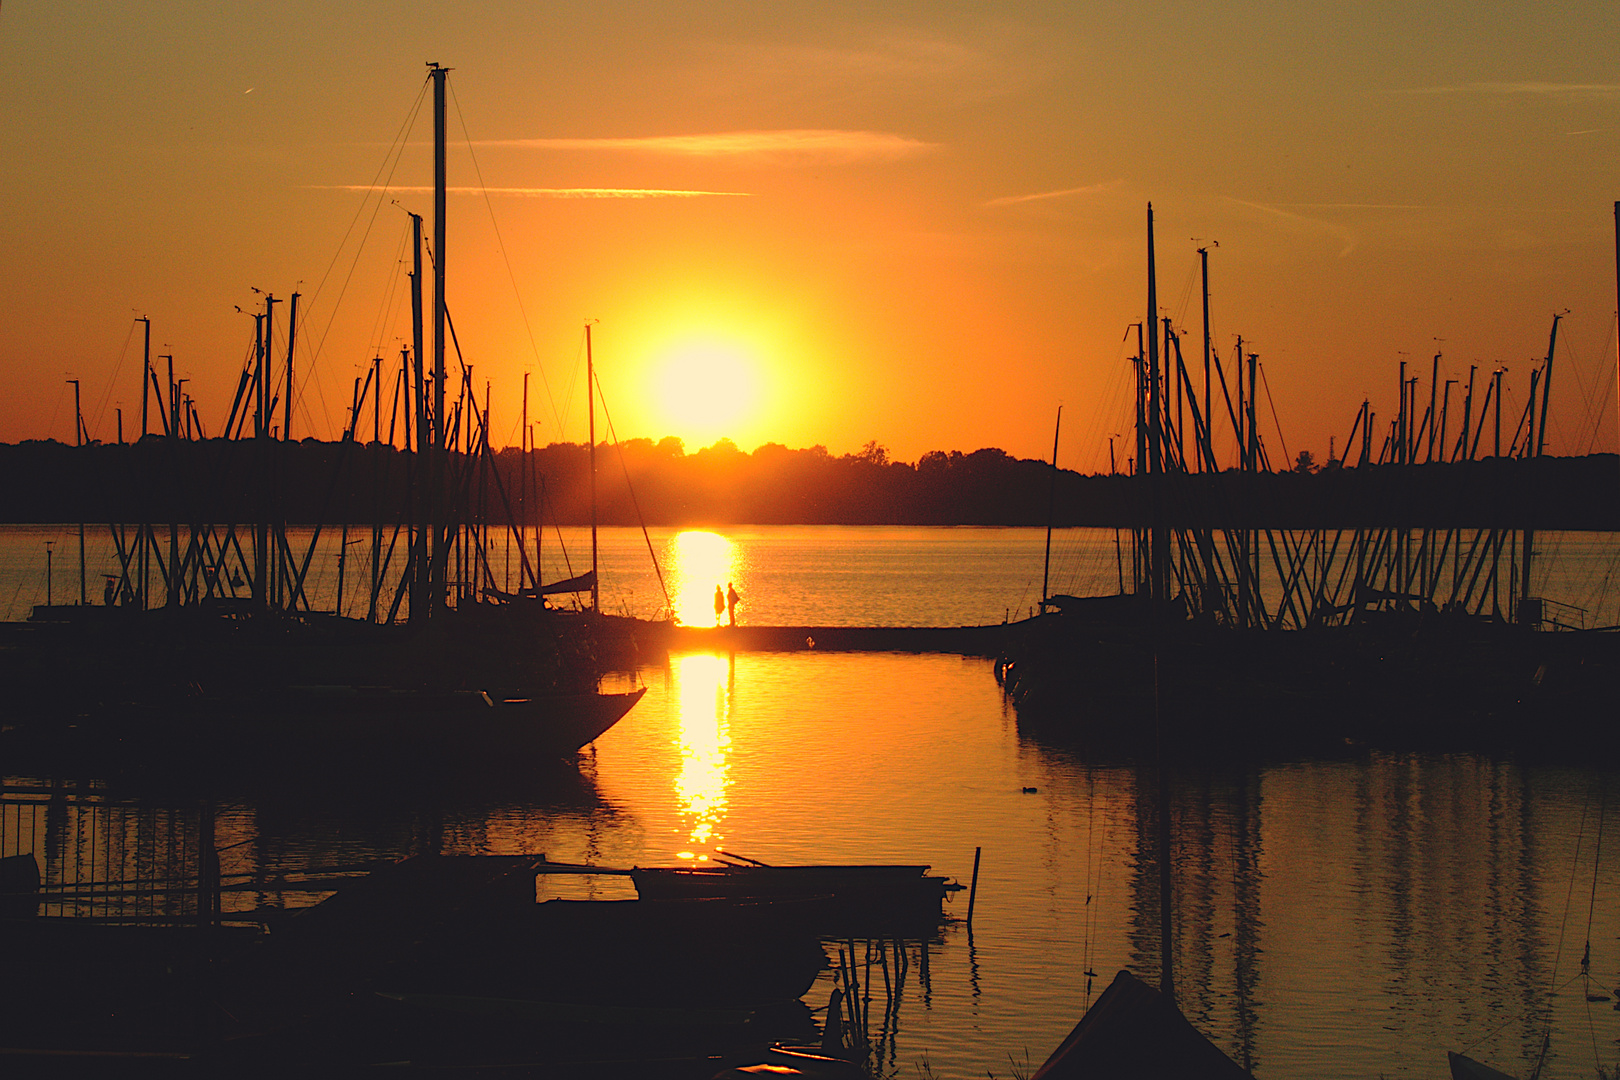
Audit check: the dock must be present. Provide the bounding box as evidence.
[664,623,1014,655]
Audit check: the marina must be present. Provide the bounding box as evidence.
[4,525,1620,1076]
[1,52,1617,1078]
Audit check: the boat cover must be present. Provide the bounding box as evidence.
[1448,1051,1518,1080]
[1030,969,1253,1080]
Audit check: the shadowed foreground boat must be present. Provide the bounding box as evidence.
[1,855,831,1075]
[1448,1050,1519,1080]
[627,861,962,933]
[1,684,647,770]
[1030,970,1253,1080]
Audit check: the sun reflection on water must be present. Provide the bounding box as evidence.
[671,652,734,858]
[666,530,742,626]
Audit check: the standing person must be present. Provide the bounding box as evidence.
[726,581,741,627]
[714,584,726,626]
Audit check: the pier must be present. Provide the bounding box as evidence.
[665,622,1014,655]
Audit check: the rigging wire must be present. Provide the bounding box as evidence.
[365,221,415,366]
[88,319,139,443]
[294,78,431,441]
[1258,362,1290,467]
[1081,764,1101,1010]
[449,82,564,444]
[591,364,673,616]
[1580,782,1606,1068]
[1525,788,1594,1078]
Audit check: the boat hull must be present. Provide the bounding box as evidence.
[1,686,648,771]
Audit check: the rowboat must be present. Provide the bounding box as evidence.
[628,862,961,932]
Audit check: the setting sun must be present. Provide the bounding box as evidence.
[648,339,763,448]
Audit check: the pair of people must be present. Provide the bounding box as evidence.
[713,582,741,626]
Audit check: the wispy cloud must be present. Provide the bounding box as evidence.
[1399,81,1620,98]
[985,181,1120,207]
[1276,202,1432,211]
[473,130,936,163]
[311,185,752,199]
[711,29,1047,105]
[1225,198,1361,257]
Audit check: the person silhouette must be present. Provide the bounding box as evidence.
[714,584,726,626]
[726,582,741,627]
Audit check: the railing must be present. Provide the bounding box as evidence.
[1526,597,1589,632]
[0,783,209,923]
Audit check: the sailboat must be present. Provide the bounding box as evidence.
[1030,970,1252,1079]
[999,201,1620,751]
[0,65,647,765]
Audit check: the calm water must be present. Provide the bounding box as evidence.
[5,525,1620,1078]
[7,523,1618,629]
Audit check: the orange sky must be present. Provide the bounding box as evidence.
[2,3,1617,474]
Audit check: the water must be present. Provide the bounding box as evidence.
[8,524,1618,629]
[5,525,1620,1078]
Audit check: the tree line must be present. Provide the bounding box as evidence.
[1,436,1615,530]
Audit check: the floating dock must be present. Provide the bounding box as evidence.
[664,623,1013,655]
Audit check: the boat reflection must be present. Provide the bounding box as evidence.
[665,529,744,626]
[671,652,734,858]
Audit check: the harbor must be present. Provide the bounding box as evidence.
[2,35,1618,1077]
[4,525,1620,1076]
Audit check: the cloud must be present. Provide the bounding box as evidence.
[1277,202,1432,211]
[474,130,937,163]
[710,29,1047,105]
[1398,81,1620,98]
[311,185,751,199]
[1224,198,1361,257]
[985,181,1121,207]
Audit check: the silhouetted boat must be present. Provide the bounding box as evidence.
[628,862,961,932]
[31,685,645,764]
[1029,969,1253,1079]
[998,205,1620,750]
[0,67,660,776]
[1448,1051,1518,1080]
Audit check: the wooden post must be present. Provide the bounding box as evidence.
[966,845,982,927]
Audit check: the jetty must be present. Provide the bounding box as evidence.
[664,622,1013,655]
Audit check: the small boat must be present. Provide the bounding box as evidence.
[245,856,828,1010]
[1448,1051,1518,1080]
[1,684,646,770]
[628,861,961,933]
[1029,969,1253,1079]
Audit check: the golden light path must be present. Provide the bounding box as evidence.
[665,529,743,627]
[663,530,746,858]
[670,652,734,859]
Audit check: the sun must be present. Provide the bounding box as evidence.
[649,339,763,445]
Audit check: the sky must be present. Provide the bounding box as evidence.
[2,2,1617,474]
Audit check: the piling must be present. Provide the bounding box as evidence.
[966,845,982,927]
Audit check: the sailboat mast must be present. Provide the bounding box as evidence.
[428,62,449,616]
[70,379,86,605]
[1199,247,1212,473]
[139,317,151,438]
[587,322,599,615]
[1146,204,1166,604]
[1041,406,1061,610]
[521,372,529,590]
[410,212,426,621]
[284,292,299,441]
[1522,314,1561,626]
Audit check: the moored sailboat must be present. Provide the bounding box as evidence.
[0,65,648,768]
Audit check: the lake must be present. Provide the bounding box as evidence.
[4,524,1620,1078]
